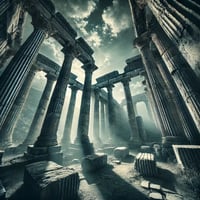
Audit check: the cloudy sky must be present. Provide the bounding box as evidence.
[24,0,145,102]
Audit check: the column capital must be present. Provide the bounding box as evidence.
[69,84,79,91]
[106,84,114,92]
[121,78,131,86]
[62,44,75,56]
[134,32,150,50]
[82,62,98,73]
[45,72,57,81]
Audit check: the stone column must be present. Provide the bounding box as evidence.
[93,88,101,144]
[61,84,79,146]
[152,46,200,144]
[100,97,106,141]
[0,67,37,148]
[27,46,75,164]
[121,78,140,143]
[23,73,56,146]
[76,63,97,155]
[134,34,188,146]
[0,23,47,129]
[0,0,9,16]
[106,84,116,141]
[151,24,200,132]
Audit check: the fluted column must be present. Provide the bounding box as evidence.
[121,78,140,143]
[106,84,116,140]
[151,24,200,132]
[146,0,200,45]
[76,63,97,155]
[0,67,37,148]
[0,0,10,16]
[33,46,74,148]
[93,88,101,144]
[22,73,56,146]
[62,84,79,146]
[0,25,47,129]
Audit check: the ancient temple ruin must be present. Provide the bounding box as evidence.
[0,0,200,199]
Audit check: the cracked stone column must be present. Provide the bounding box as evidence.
[75,63,97,155]
[0,67,37,148]
[61,84,79,147]
[22,73,56,146]
[152,47,200,144]
[121,78,140,144]
[93,88,101,145]
[0,17,47,129]
[27,46,75,163]
[135,34,188,147]
[151,24,200,132]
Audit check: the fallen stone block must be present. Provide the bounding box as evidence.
[135,153,158,176]
[149,192,163,200]
[113,147,129,159]
[24,161,79,200]
[141,180,150,189]
[81,153,107,172]
[140,145,152,153]
[150,183,161,191]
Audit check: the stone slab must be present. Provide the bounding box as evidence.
[81,153,107,172]
[140,145,152,153]
[149,192,163,200]
[141,180,150,189]
[150,183,161,191]
[113,147,129,159]
[24,161,79,200]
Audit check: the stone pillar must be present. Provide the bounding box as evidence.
[106,84,116,141]
[23,73,56,146]
[146,0,200,46]
[93,88,101,144]
[76,63,97,155]
[27,46,74,164]
[151,24,200,132]
[134,34,188,146]
[152,46,200,144]
[121,78,140,143]
[0,67,37,148]
[100,97,106,141]
[0,24,47,129]
[0,0,9,16]
[61,84,79,147]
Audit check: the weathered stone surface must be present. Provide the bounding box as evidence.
[81,153,107,172]
[149,192,163,200]
[135,153,158,176]
[24,161,79,200]
[173,145,200,170]
[113,147,129,159]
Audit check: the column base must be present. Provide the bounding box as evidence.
[25,145,63,165]
[128,137,142,149]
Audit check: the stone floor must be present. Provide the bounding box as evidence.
[0,150,198,200]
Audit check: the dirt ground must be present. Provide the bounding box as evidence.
[0,151,198,200]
